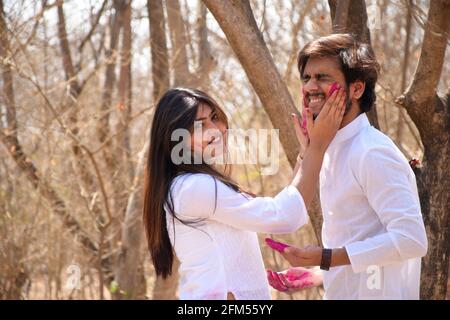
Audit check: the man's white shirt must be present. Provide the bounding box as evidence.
[320,113,428,299]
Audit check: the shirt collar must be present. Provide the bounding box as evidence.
[330,113,371,146]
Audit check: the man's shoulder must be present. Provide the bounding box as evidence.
[348,126,408,167]
[351,125,395,151]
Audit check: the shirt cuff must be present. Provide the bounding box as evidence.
[345,233,399,274]
[345,241,369,274]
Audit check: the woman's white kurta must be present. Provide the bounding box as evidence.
[165,173,307,300]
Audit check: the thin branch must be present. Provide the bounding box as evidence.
[8,0,51,60]
[396,0,450,145]
[78,0,108,53]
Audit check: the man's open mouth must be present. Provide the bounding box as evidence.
[307,93,325,104]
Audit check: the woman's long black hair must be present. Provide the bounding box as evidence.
[143,88,249,278]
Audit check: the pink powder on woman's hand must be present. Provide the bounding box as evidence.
[281,271,315,289]
[265,238,290,253]
[299,280,314,289]
[267,270,288,292]
[301,87,308,133]
[286,271,310,282]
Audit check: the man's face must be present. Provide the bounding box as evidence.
[301,56,349,117]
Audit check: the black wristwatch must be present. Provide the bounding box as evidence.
[320,248,332,271]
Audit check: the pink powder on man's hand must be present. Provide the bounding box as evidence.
[265,238,290,253]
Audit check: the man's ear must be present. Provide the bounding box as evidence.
[349,81,366,100]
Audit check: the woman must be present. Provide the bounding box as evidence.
[143,87,346,299]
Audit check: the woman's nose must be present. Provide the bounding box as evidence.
[203,121,221,138]
[209,121,222,132]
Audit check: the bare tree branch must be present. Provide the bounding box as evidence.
[396,0,450,145]
[78,0,108,53]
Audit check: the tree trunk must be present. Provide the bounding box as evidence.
[111,0,151,300]
[147,0,170,101]
[328,0,380,129]
[98,0,122,172]
[115,0,134,213]
[152,258,180,299]
[202,0,323,243]
[117,0,133,173]
[395,0,450,300]
[331,0,350,32]
[166,0,191,86]
[195,0,213,89]
[113,144,147,299]
[328,0,371,43]
[396,0,413,144]
[98,1,127,269]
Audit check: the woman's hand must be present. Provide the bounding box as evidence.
[291,113,309,157]
[304,88,346,152]
[266,266,323,293]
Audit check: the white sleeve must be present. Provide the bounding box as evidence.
[345,146,428,273]
[172,173,308,234]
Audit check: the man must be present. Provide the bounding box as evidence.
[267,34,428,299]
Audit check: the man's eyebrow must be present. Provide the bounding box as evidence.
[302,72,331,79]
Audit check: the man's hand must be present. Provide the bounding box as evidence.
[273,245,351,268]
[281,245,323,267]
[266,267,323,293]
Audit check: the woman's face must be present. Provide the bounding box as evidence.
[190,103,227,160]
